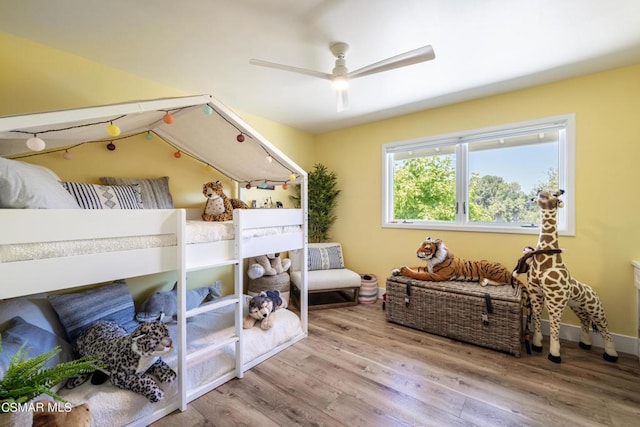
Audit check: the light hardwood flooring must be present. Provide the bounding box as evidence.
[152,302,640,427]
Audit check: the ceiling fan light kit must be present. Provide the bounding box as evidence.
[250,42,435,112]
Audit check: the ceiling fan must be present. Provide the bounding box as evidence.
[250,42,435,112]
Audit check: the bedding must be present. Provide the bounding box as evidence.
[58,300,302,427]
[61,182,144,209]
[0,157,80,209]
[48,279,139,342]
[99,176,174,209]
[0,221,302,263]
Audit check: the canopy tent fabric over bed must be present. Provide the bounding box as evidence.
[0,94,305,188]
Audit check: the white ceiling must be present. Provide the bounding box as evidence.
[2,0,640,134]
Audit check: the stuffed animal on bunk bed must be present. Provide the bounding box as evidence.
[136,281,222,323]
[66,320,176,403]
[391,237,519,287]
[247,253,292,280]
[202,180,249,221]
[243,290,286,330]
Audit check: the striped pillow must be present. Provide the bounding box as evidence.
[308,245,345,271]
[48,280,139,342]
[99,176,174,209]
[61,182,143,209]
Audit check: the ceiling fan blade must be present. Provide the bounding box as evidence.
[249,59,333,80]
[346,45,435,79]
[336,88,349,112]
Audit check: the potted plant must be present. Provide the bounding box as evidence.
[0,337,101,426]
[290,163,341,243]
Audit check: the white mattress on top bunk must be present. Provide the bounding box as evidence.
[57,301,303,427]
[0,219,301,263]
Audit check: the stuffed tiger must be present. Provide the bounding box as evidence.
[392,237,519,287]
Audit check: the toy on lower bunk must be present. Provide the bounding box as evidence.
[243,290,286,330]
[247,253,291,280]
[391,237,519,287]
[136,281,222,323]
[522,190,618,363]
[201,180,249,221]
[66,320,177,402]
[32,400,91,427]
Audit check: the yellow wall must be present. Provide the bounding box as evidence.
[3,30,639,337]
[315,63,640,337]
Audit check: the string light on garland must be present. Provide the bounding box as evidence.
[289,173,296,182]
[173,151,182,158]
[265,155,273,163]
[63,150,73,160]
[106,141,116,151]
[145,131,154,140]
[26,134,46,151]
[245,182,252,190]
[106,122,121,137]
[163,112,174,124]
[236,133,245,143]
[282,182,288,190]
[202,105,214,115]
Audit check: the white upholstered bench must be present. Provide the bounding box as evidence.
[290,242,361,310]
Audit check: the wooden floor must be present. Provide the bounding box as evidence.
[152,302,640,427]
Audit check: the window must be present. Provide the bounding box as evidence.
[382,115,575,235]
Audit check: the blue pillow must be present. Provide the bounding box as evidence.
[48,280,139,342]
[0,316,73,378]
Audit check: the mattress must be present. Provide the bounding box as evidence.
[0,220,301,262]
[57,300,303,427]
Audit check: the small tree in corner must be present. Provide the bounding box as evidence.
[290,163,340,243]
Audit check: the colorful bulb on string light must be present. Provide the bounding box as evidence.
[145,132,153,140]
[174,151,181,158]
[282,183,288,190]
[106,142,116,151]
[26,135,46,151]
[107,123,121,137]
[289,173,296,182]
[63,150,73,160]
[245,183,252,190]
[163,112,174,124]
[236,133,245,143]
[266,155,273,163]
[202,105,213,115]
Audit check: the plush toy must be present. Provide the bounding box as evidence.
[136,281,222,323]
[32,400,91,427]
[243,290,285,330]
[202,180,249,221]
[66,320,176,402]
[247,253,291,280]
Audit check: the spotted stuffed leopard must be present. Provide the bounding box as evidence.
[66,320,176,402]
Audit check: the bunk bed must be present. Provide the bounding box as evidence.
[0,95,309,426]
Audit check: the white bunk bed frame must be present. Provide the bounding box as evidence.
[0,95,309,426]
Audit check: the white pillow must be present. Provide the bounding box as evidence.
[0,157,80,209]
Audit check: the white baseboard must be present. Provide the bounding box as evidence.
[539,319,637,357]
[376,287,638,357]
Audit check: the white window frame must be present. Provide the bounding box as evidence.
[381,114,575,236]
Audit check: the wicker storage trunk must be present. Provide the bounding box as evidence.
[386,275,523,357]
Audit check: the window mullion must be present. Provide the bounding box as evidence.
[456,143,468,224]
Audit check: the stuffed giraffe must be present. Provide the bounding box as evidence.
[526,190,618,363]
